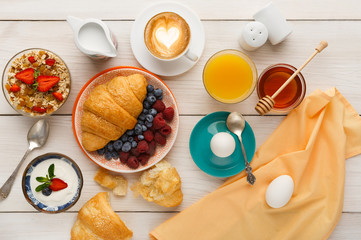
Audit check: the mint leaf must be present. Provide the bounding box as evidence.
[35,183,50,192]
[36,177,49,182]
[32,81,38,91]
[48,164,55,179]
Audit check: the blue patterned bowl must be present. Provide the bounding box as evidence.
[22,153,83,213]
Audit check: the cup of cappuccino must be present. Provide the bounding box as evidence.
[144,12,198,62]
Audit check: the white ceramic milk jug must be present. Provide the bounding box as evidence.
[67,16,118,60]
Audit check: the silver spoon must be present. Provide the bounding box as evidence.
[0,119,49,200]
[226,112,256,185]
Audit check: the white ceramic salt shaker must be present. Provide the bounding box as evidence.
[239,21,268,51]
[253,2,293,45]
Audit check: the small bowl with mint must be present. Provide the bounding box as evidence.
[22,153,83,213]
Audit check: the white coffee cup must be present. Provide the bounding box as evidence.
[144,12,198,62]
[253,2,292,45]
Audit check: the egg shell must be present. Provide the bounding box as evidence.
[265,175,294,208]
[210,132,236,158]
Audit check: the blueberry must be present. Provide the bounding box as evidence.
[121,134,128,142]
[142,125,148,131]
[147,84,154,93]
[147,95,157,104]
[122,142,132,152]
[142,108,148,114]
[128,137,134,142]
[111,151,119,159]
[157,94,163,100]
[143,101,151,109]
[42,187,52,196]
[149,108,157,116]
[97,148,106,155]
[135,128,142,135]
[107,142,114,152]
[105,151,112,160]
[154,88,163,98]
[145,121,153,128]
[139,113,146,121]
[131,141,138,148]
[138,120,144,125]
[126,130,134,136]
[145,114,154,122]
[113,140,123,151]
[138,134,144,140]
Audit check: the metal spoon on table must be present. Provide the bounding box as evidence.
[0,119,49,200]
[226,112,256,185]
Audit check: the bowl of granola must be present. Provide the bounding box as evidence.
[2,48,71,117]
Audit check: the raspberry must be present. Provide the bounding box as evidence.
[154,132,166,146]
[147,140,157,155]
[127,156,139,169]
[143,130,154,142]
[152,100,165,112]
[155,112,163,119]
[159,125,172,136]
[163,107,174,121]
[153,115,166,129]
[119,151,130,164]
[138,154,150,165]
[137,140,149,153]
[130,147,140,157]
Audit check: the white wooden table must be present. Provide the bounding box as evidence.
[0,0,361,239]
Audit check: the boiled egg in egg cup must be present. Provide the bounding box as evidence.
[189,111,256,178]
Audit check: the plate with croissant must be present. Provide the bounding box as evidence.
[72,66,179,173]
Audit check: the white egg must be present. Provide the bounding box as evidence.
[210,132,236,158]
[265,175,294,208]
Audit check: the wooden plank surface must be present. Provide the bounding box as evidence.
[0,21,361,115]
[0,212,360,240]
[0,0,360,20]
[0,116,360,213]
[1,0,361,239]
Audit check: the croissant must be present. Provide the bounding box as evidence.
[71,192,133,240]
[81,74,147,151]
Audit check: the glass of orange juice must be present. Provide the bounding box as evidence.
[203,49,257,103]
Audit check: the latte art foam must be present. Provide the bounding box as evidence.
[145,12,191,59]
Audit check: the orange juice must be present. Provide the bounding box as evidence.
[203,50,257,103]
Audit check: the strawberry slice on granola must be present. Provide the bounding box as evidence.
[15,68,35,84]
[52,92,63,101]
[36,75,60,92]
[32,106,47,113]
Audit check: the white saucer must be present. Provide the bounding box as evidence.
[130,2,205,77]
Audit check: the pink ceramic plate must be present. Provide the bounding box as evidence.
[72,66,179,173]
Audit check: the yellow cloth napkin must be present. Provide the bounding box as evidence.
[150,88,361,240]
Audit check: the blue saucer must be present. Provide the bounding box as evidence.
[189,111,256,178]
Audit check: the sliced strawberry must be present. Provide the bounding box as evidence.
[15,68,35,84]
[52,92,63,101]
[37,75,60,92]
[32,106,47,113]
[10,84,21,92]
[28,56,36,63]
[45,59,56,66]
[49,178,68,191]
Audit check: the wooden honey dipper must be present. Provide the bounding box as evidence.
[255,40,328,115]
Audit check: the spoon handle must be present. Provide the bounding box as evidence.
[0,148,32,201]
[238,136,256,185]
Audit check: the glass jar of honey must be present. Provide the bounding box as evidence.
[257,63,306,113]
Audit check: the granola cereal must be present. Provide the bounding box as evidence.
[3,49,71,116]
